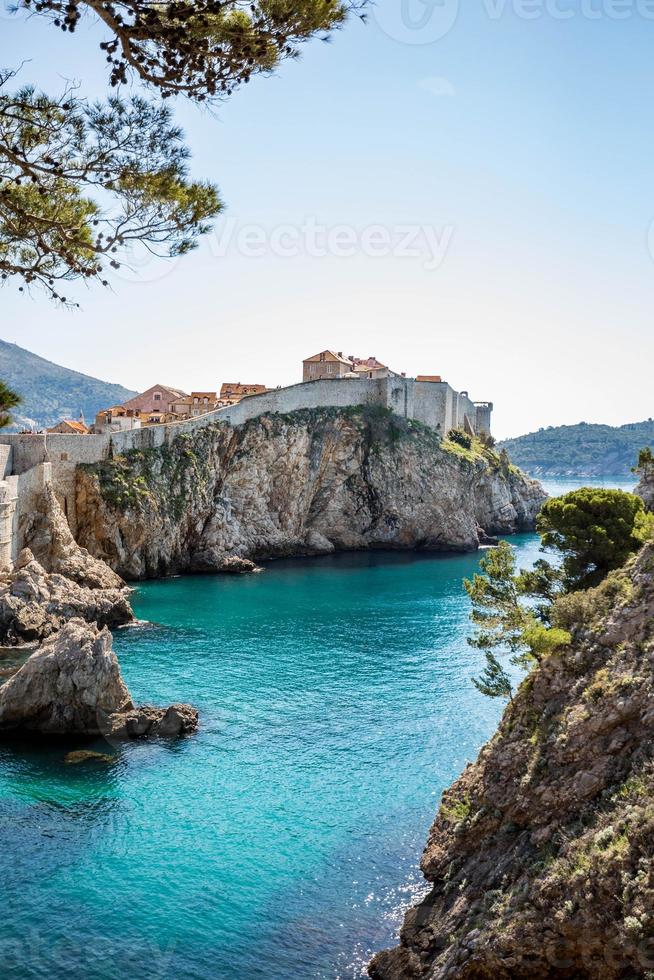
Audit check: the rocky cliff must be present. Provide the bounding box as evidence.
[0,548,132,644]
[370,540,654,980]
[636,468,654,513]
[74,408,546,580]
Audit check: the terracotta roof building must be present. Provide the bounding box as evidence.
[47,419,90,435]
[219,383,267,405]
[121,384,188,416]
[302,351,355,382]
[302,351,394,382]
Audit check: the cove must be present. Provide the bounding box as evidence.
[0,478,635,979]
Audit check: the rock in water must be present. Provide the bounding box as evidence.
[64,750,114,765]
[0,549,132,644]
[0,619,198,739]
[100,703,199,739]
[0,619,132,734]
[190,552,263,574]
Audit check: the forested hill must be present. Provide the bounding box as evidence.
[0,339,136,430]
[499,420,654,477]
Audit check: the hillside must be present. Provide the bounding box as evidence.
[499,419,654,477]
[0,339,136,430]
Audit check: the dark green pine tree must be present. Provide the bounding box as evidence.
[0,380,20,429]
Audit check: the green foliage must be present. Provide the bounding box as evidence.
[537,488,651,591]
[634,446,654,475]
[0,85,222,302]
[447,428,472,450]
[464,541,571,700]
[29,0,361,99]
[0,338,136,430]
[441,793,473,823]
[497,420,654,478]
[471,652,514,700]
[465,486,654,700]
[1,0,363,300]
[0,378,21,428]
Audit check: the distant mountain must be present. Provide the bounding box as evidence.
[0,339,137,430]
[499,420,654,478]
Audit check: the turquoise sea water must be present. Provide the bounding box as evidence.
[0,477,637,979]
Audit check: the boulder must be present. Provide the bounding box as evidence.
[0,549,132,644]
[0,619,132,734]
[0,619,198,739]
[100,703,199,740]
[190,550,263,574]
[217,555,263,575]
[64,750,114,765]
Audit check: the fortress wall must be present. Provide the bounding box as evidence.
[385,377,414,419]
[475,403,492,436]
[0,476,18,571]
[412,382,450,432]
[0,462,52,568]
[0,445,12,480]
[98,377,388,454]
[0,376,492,545]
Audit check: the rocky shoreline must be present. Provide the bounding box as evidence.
[369,479,654,979]
[0,485,196,740]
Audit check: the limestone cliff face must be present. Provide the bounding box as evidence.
[74,409,546,580]
[370,541,654,980]
[0,549,132,644]
[20,482,125,590]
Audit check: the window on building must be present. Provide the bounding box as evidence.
[154,392,161,401]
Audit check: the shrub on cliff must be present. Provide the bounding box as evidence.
[536,487,653,591]
[465,541,571,699]
[447,428,472,450]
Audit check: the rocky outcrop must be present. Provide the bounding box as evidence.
[636,469,654,512]
[370,541,654,980]
[101,702,199,739]
[0,549,132,644]
[21,482,124,590]
[0,619,131,734]
[75,409,546,580]
[0,619,198,738]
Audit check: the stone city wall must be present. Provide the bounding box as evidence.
[0,376,492,542]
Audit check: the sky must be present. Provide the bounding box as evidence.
[1,1,654,439]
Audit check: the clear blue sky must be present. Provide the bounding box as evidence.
[2,1,654,438]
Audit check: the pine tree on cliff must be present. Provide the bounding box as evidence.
[466,487,654,699]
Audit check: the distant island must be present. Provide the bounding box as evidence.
[0,339,136,430]
[499,419,654,477]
